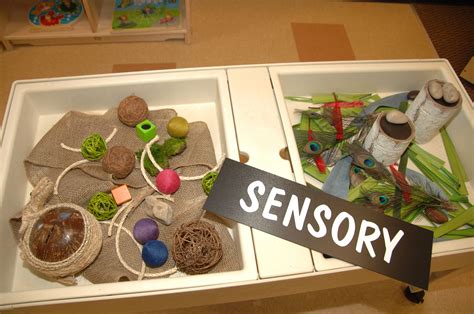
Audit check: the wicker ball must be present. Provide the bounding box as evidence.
[117,95,149,127]
[172,221,223,274]
[102,145,136,179]
[81,134,107,161]
[87,192,118,221]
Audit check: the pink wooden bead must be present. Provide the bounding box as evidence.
[156,169,180,194]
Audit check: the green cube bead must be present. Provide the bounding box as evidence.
[136,119,157,142]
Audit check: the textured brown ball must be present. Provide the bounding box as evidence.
[172,221,223,274]
[117,95,149,127]
[102,145,136,179]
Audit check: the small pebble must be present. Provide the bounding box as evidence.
[428,80,443,100]
[145,196,173,225]
[386,110,408,124]
[142,240,168,268]
[442,82,460,104]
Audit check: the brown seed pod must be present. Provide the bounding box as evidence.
[29,207,85,262]
[102,145,136,179]
[425,207,448,224]
[172,221,223,274]
[117,95,149,127]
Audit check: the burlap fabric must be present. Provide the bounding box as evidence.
[20,108,242,283]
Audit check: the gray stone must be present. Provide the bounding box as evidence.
[442,82,460,104]
[428,80,443,100]
[386,110,409,124]
[144,195,173,226]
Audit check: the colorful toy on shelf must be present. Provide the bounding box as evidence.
[28,0,83,28]
[112,0,180,30]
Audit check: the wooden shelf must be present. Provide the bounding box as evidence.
[1,0,190,49]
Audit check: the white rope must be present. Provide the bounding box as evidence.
[53,159,90,195]
[60,143,81,152]
[105,128,118,143]
[101,221,177,279]
[107,200,132,237]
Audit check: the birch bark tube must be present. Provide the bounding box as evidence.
[363,112,415,166]
[405,80,461,144]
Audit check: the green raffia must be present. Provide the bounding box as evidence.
[81,133,107,161]
[202,171,218,195]
[87,192,118,221]
[433,206,474,238]
[422,226,474,238]
[440,127,469,195]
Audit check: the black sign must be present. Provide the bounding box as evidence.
[204,159,433,289]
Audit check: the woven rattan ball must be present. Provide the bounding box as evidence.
[117,95,149,127]
[102,145,136,179]
[172,220,223,274]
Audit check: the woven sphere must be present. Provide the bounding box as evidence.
[102,145,136,179]
[172,221,223,274]
[87,192,118,221]
[156,169,181,194]
[81,133,107,161]
[29,207,85,262]
[117,95,149,127]
[201,171,218,195]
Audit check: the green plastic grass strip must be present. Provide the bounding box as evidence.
[285,96,313,103]
[311,94,337,104]
[410,143,445,167]
[422,226,474,238]
[403,208,423,223]
[408,151,461,197]
[433,206,474,238]
[440,127,469,195]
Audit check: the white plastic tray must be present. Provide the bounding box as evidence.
[269,59,474,272]
[0,69,258,308]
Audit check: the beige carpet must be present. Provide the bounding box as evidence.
[1,1,473,313]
